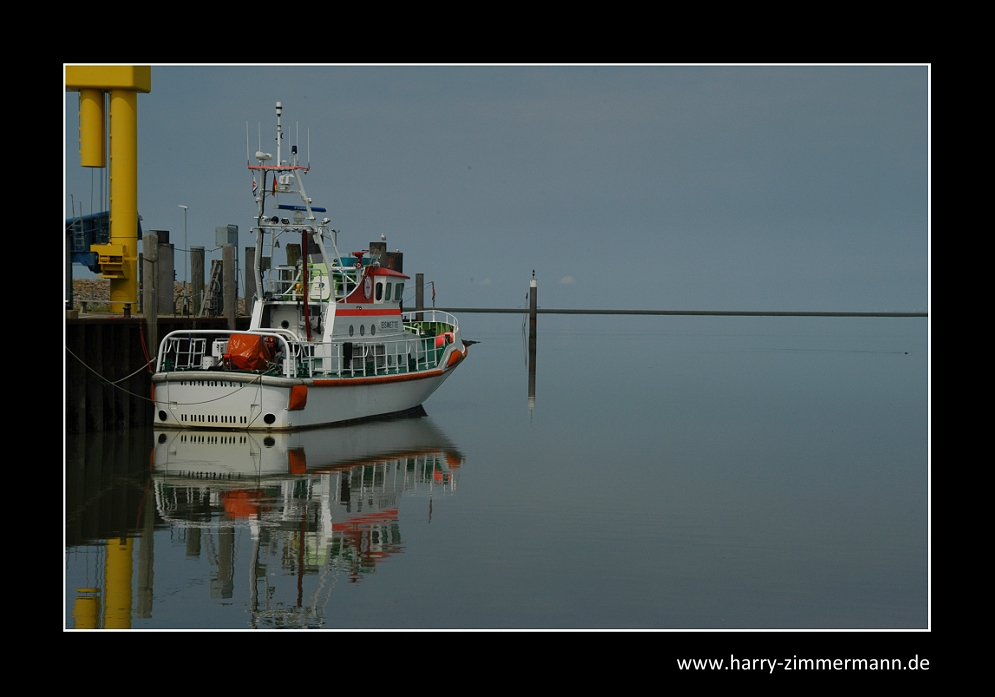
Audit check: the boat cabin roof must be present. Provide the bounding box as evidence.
[369,266,409,279]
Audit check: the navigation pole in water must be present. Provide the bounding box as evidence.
[528,272,537,419]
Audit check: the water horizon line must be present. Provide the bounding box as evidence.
[404,307,928,318]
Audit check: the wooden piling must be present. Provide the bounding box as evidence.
[223,245,236,330]
[416,273,424,321]
[154,231,174,315]
[191,246,204,317]
[385,251,403,273]
[286,243,301,268]
[143,233,158,365]
[244,245,256,306]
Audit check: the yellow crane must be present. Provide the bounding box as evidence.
[66,66,151,313]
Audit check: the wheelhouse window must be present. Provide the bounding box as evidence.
[385,283,392,301]
[375,281,384,301]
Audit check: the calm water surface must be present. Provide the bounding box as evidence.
[65,315,928,628]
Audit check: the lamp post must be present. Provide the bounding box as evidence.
[179,205,188,314]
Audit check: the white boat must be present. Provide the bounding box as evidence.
[152,103,468,430]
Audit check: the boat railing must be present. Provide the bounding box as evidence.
[265,265,357,302]
[157,329,297,377]
[265,268,303,300]
[401,309,460,336]
[156,327,458,379]
[298,332,454,378]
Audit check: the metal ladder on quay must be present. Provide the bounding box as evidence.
[200,259,224,317]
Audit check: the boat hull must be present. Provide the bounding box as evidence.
[152,347,465,431]
[152,409,462,480]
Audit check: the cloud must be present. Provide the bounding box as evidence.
[560,276,575,284]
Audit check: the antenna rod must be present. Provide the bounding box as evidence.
[276,101,283,166]
[245,122,250,165]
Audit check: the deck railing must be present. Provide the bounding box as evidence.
[157,315,458,380]
[265,265,358,302]
[401,309,460,334]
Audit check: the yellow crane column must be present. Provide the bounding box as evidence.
[66,66,151,313]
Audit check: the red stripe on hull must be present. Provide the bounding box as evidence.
[311,369,444,387]
[335,308,402,316]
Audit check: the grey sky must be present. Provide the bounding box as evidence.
[64,65,929,311]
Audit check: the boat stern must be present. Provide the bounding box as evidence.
[152,373,305,430]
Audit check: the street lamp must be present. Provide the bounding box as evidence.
[179,205,188,314]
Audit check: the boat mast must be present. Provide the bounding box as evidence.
[251,105,279,307]
[276,101,283,168]
[248,102,342,329]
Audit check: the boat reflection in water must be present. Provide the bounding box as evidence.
[151,408,463,628]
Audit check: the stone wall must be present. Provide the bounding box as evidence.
[70,279,246,314]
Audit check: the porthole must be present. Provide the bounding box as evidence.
[264,437,275,447]
[371,324,376,336]
[158,433,167,444]
[349,325,354,337]
[360,325,365,336]
[264,413,276,424]
[281,320,290,329]
[158,410,168,421]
